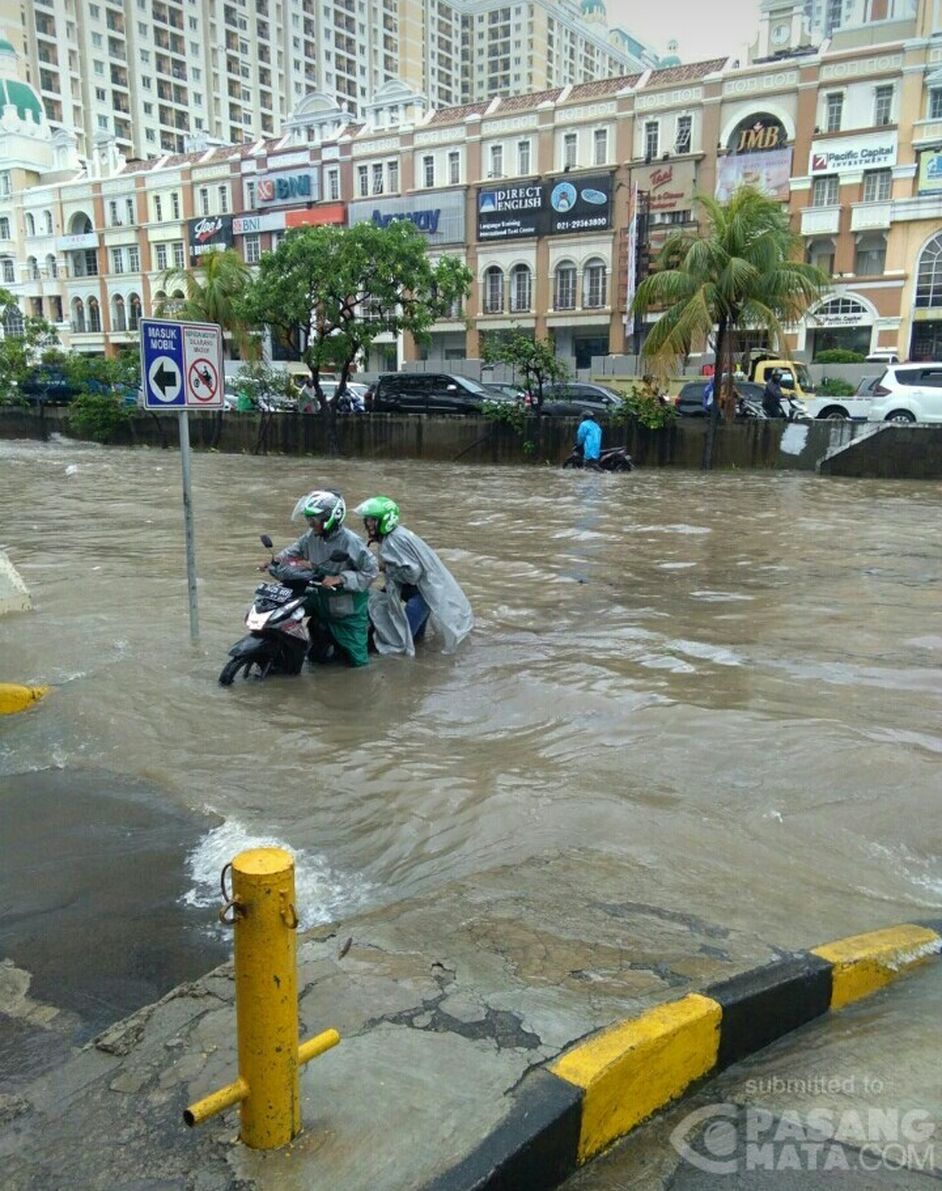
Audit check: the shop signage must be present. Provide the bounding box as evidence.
[715,147,792,202]
[727,112,788,154]
[256,168,320,206]
[187,214,233,262]
[285,203,346,228]
[349,189,465,244]
[917,149,942,194]
[233,211,284,235]
[809,132,897,175]
[630,161,696,213]
[476,174,613,241]
[56,232,98,251]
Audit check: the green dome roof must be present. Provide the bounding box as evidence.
[580,0,606,14]
[0,78,43,124]
[0,37,16,54]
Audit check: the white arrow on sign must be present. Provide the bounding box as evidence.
[148,355,182,402]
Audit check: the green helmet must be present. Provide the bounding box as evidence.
[292,489,345,535]
[354,495,400,537]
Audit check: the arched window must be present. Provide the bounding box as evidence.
[46,254,58,279]
[583,258,607,309]
[483,266,504,314]
[128,293,142,331]
[87,297,101,332]
[69,212,93,235]
[553,261,577,310]
[0,256,14,283]
[72,297,86,333]
[26,256,39,281]
[509,264,532,313]
[112,295,127,332]
[44,211,53,234]
[25,213,35,236]
[812,296,869,323]
[916,233,942,308]
[2,305,24,337]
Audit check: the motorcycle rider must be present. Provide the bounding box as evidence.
[353,496,473,656]
[273,490,378,667]
[575,409,602,469]
[762,370,787,419]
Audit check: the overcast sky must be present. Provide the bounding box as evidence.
[607,0,761,64]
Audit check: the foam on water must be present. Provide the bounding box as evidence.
[183,818,375,929]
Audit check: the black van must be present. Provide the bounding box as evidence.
[369,372,490,414]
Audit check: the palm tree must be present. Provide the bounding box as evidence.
[632,186,828,468]
[157,247,257,361]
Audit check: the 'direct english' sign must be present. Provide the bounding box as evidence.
[476,174,613,241]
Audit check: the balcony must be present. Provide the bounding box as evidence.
[912,118,942,148]
[800,205,841,237]
[850,201,892,232]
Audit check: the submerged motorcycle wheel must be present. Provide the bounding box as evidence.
[219,657,254,686]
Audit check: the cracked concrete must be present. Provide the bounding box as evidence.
[0,848,788,1189]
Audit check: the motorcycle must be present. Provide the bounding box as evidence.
[562,444,634,471]
[738,394,810,423]
[218,536,350,686]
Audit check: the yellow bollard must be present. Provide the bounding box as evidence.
[184,847,340,1148]
[0,683,49,716]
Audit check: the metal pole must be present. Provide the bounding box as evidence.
[178,409,199,643]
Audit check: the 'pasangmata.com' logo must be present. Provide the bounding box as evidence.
[670,1104,937,1176]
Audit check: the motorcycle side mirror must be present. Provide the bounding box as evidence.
[260,534,273,549]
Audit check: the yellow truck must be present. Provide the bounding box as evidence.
[746,352,816,397]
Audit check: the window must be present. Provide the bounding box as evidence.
[0,216,9,239]
[153,195,163,222]
[245,180,256,209]
[218,185,229,213]
[489,144,503,178]
[326,167,340,201]
[483,265,504,313]
[72,298,86,333]
[387,159,399,192]
[807,239,834,275]
[931,89,942,120]
[128,245,140,272]
[509,263,531,312]
[516,140,529,176]
[676,114,692,154]
[129,295,142,331]
[26,256,39,281]
[108,200,120,226]
[593,128,608,166]
[873,85,893,127]
[173,241,185,268]
[448,150,460,185]
[46,255,58,278]
[198,187,209,215]
[244,234,260,264]
[171,192,180,219]
[357,164,368,197]
[156,242,168,270]
[825,92,843,133]
[583,258,606,308]
[96,87,106,101]
[854,234,886,276]
[372,162,384,194]
[111,247,125,274]
[563,131,577,169]
[862,169,891,203]
[812,174,839,206]
[87,298,101,333]
[0,172,9,199]
[553,261,576,310]
[644,121,659,160]
[423,155,435,187]
[125,198,135,224]
[112,296,127,332]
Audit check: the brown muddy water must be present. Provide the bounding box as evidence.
[1,436,940,1034]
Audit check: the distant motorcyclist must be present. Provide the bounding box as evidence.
[353,496,473,656]
[274,490,378,667]
[762,370,787,419]
[576,410,602,469]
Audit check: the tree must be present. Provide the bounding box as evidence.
[238,220,472,413]
[481,329,568,412]
[631,185,827,468]
[156,247,257,360]
[0,289,60,404]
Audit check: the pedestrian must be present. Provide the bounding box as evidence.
[299,375,319,414]
[576,409,603,469]
[273,490,378,667]
[702,375,715,414]
[353,496,473,656]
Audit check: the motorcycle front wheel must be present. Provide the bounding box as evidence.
[219,657,254,686]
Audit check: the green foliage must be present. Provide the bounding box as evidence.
[481,398,526,433]
[814,348,866,364]
[481,329,567,411]
[60,348,141,395]
[0,288,60,404]
[67,393,133,442]
[818,376,856,396]
[157,248,257,360]
[239,222,471,396]
[612,379,677,429]
[230,361,299,410]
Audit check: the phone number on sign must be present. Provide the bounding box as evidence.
[555,216,609,232]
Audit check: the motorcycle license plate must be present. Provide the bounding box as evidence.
[255,582,294,604]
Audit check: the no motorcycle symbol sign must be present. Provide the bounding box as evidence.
[188,357,219,403]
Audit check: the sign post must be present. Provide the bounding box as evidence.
[140,318,224,643]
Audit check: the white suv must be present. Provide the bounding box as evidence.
[866,364,942,423]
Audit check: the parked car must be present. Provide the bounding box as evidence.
[674,379,764,417]
[17,369,81,405]
[865,351,901,365]
[482,382,526,402]
[538,382,623,416]
[854,375,881,396]
[866,363,942,423]
[369,372,491,414]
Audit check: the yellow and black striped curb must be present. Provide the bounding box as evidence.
[429,920,942,1190]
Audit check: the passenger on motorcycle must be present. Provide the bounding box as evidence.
[576,410,602,469]
[762,370,787,419]
[275,490,378,667]
[353,496,473,656]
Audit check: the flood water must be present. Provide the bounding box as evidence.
[1,438,941,999]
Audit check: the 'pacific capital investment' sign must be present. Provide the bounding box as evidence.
[477,175,613,240]
[809,131,897,175]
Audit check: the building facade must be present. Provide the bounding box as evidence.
[3,1,942,368]
[3,0,656,162]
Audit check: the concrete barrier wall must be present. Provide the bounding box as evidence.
[819,425,942,478]
[0,407,924,475]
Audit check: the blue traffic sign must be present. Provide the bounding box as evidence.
[141,319,185,408]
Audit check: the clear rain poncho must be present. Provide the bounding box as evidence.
[369,526,473,656]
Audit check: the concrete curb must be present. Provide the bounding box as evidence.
[429,921,942,1190]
